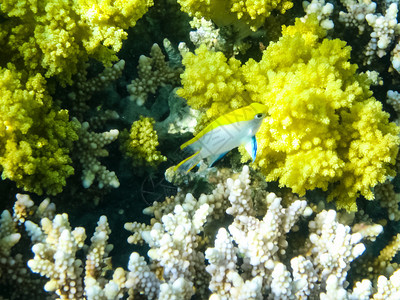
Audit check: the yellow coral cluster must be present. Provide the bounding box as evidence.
[177,44,248,119]
[0,0,153,85]
[177,16,400,212]
[76,0,153,55]
[120,117,166,169]
[370,233,400,278]
[0,65,79,195]
[177,0,293,31]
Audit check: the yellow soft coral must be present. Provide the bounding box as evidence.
[176,44,249,119]
[0,65,79,195]
[76,0,153,54]
[177,0,293,31]
[177,16,400,212]
[120,117,167,169]
[0,0,153,85]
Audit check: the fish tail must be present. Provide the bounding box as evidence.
[174,150,201,173]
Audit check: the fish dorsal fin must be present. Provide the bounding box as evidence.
[244,136,257,162]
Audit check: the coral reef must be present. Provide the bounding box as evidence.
[0,0,153,84]
[177,0,293,31]
[177,16,400,212]
[302,0,334,30]
[1,1,400,299]
[73,119,120,189]
[339,0,377,34]
[68,59,125,122]
[3,167,400,298]
[127,42,182,106]
[0,65,78,195]
[364,3,400,64]
[176,44,248,118]
[120,116,167,169]
[338,0,400,72]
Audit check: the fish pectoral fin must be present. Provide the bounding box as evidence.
[208,151,229,168]
[244,136,257,162]
[174,150,202,173]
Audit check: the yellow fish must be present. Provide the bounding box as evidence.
[174,102,268,173]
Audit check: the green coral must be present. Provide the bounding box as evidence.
[0,65,79,195]
[121,117,167,169]
[177,0,293,31]
[177,16,400,212]
[0,0,153,85]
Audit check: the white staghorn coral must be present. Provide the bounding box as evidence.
[127,41,182,106]
[339,0,377,34]
[2,167,400,299]
[364,3,400,63]
[73,119,120,189]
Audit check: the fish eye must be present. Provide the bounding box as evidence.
[255,113,264,119]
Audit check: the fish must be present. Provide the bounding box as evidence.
[174,102,268,173]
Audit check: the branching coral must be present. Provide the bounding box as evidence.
[302,0,334,30]
[364,3,400,64]
[0,195,50,299]
[371,233,400,278]
[0,65,78,195]
[375,180,400,221]
[26,212,120,299]
[68,59,125,122]
[2,1,400,299]
[177,16,400,212]
[338,1,400,71]
[338,0,377,34]
[176,44,249,119]
[127,42,182,106]
[120,116,167,169]
[0,0,153,84]
[127,166,398,298]
[73,119,120,189]
[177,0,293,31]
[2,168,400,299]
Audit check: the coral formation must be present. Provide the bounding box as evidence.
[364,3,400,64]
[339,0,377,34]
[3,167,400,299]
[188,17,228,52]
[245,16,400,211]
[302,0,334,30]
[375,181,400,221]
[370,233,400,278]
[73,119,120,189]
[177,16,400,211]
[127,42,182,106]
[0,65,78,195]
[177,0,293,31]
[176,44,249,118]
[0,0,154,84]
[120,116,167,169]
[1,1,400,299]
[68,59,125,121]
[338,0,400,72]
[387,89,400,119]
[0,195,49,299]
